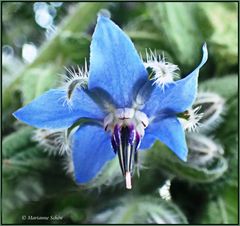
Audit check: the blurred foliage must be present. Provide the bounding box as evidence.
[2,2,238,224]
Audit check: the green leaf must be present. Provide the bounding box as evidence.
[58,33,91,64]
[2,126,57,178]
[199,75,238,100]
[3,146,52,178]
[144,141,228,183]
[2,176,44,210]
[21,64,61,104]
[92,195,188,224]
[2,126,34,158]
[147,2,212,68]
[201,184,238,224]
[199,3,238,74]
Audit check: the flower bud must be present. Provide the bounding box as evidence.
[186,133,224,166]
[193,92,225,133]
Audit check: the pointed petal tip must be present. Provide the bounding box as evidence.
[179,150,188,162]
[12,108,26,123]
[11,88,105,130]
[202,42,208,55]
[12,110,17,118]
[90,9,147,107]
[203,42,207,49]
[12,108,41,129]
[182,155,188,162]
[97,9,111,21]
[200,42,208,67]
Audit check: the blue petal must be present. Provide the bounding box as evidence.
[88,16,148,107]
[140,117,188,161]
[72,124,115,183]
[13,88,105,129]
[142,44,208,117]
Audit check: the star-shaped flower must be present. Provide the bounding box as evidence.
[13,15,208,189]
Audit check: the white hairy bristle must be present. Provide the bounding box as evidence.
[143,49,179,89]
[179,106,203,132]
[61,60,89,108]
[63,155,74,176]
[158,179,172,201]
[33,129,71,156]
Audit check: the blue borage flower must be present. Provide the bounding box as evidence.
[13,15,208,189]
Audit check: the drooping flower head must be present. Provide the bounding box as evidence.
[13,15,208,189]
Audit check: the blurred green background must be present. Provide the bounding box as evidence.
[2,2,238,224]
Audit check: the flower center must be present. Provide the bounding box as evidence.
[103,108,149,189]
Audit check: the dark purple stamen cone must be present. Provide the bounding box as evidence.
[111,124,140,177]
